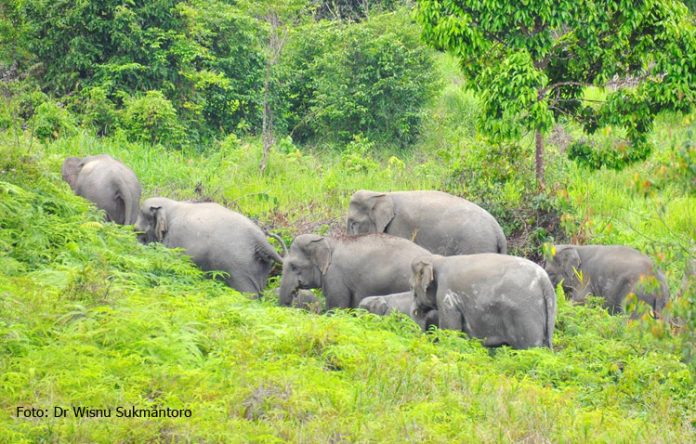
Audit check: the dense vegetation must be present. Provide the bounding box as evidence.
[1,0,694,441]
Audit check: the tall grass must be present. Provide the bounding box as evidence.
[1,108,695,442]
[1,51,694,442]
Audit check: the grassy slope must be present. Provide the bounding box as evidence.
[1,57,695,442]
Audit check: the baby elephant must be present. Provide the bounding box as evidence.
[135,197,282,294]
[62,154,141,225]
[545,244,669,317]
[347,190,507,255]
[278,233,431,309]
[359,292,439,331]
[411,254,556,349]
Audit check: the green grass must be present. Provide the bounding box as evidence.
[1,112,695,442]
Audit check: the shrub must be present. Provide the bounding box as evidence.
[122,91,184,147]
[31,101,76,142]
[281,11,439,148]
[567,127,653,170]
[77,86,118,136]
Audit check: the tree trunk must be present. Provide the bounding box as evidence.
[535,128,545,190]
[260,62,273,174]
[259,11,285,175]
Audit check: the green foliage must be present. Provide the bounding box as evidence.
[122,91,184,146]
[281,11,439,147]
[7,0,265,142]
[1,137,694,441]
[439,137,567,259]
[416,0,696,177]
[340,134,379,172]
[30,101,76,142]
[73,87,118,137]
[313,0,401,21]
[568,126,652,170]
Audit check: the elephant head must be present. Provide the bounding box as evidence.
[278,234,332,306]
[61,157,83,191]
[545,246,582,294]
[346,190,395,235]
[135,203,168,244]
[410,256,437,313]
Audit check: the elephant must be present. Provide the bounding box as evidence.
[544,244,669,317]
[358,291,439,331]
[135,197,283,294]
[274,288,322,313]
[291,290,322,313]
[278,233,431,309]
[410,254,556,349]
[62,154,141,225]
[346,190,507,256]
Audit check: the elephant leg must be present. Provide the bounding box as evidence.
[226,274,262,296]
[438,307,464,331]
[482,336,508,348]
[322,274,353,309]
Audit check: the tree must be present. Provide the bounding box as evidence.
[416,0,695,188]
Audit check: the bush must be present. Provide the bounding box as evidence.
[31,101,76,142]
[76,87,118,136]
[280,11,439,148]
[568,126,652,170]
[441,138,569,259]
[122,91,184,147]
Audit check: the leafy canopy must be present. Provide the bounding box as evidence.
[416,0,695,164]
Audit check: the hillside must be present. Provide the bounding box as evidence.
[1,101,695,442]
[1,0,695,442]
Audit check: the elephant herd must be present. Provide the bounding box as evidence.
[62,154,671,349]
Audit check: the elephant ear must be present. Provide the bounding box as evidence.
[297,234,332,275]
[556,247,581,275]
[61,157,82,191]
[367,193,394,233]
[410,256,435,306]
[151,205,168,242]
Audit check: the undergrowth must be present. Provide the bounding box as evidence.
[1,121,694,442]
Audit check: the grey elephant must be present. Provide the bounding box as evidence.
[274,288,322,313]
[346,190,507,256]
[62,154,141,225]
[135,197,283,294]
[358,291,439,330]
[411,254,556,349]
[545,245,669,316]
[278,234,431,309]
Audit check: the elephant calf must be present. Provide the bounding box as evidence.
[411,254,556,349]
[135,197,283,294]
[62,154,141,225]
[359,291,439,331]
[278,234,431,309]
[346,190,507,255]
[545,244,669,317]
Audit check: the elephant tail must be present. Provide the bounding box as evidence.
[116,175,140,225]
[496,226,508,255]
[266,231,288,258]
[257,237,284,264]
[541,275,557,349]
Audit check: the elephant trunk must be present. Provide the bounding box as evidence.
[278,269,298,306]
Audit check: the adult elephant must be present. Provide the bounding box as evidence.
[545,245,669,317]
[346,190,507,256]
[135,197,283,294]
[358,291,439,331]
[411,254,556,349]
[62,154,141,225]
[278,234,431,309]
